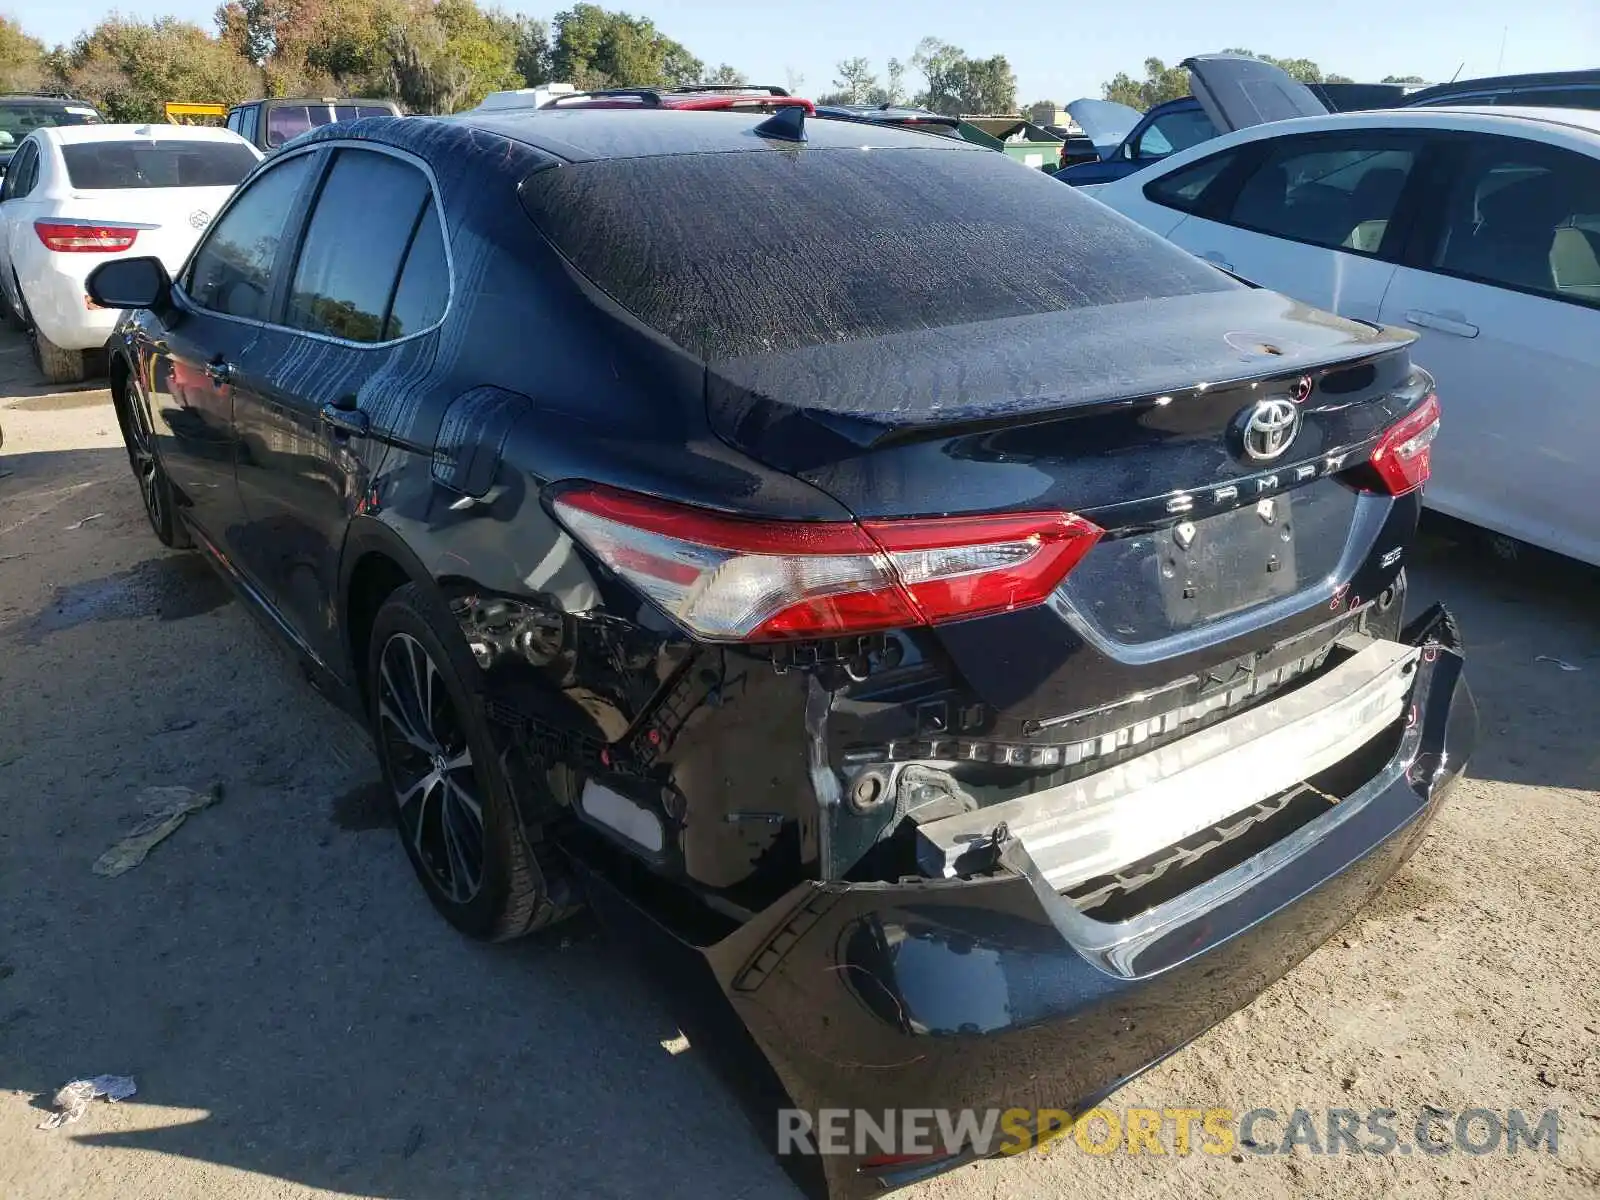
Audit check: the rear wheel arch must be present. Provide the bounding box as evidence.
[340,518,471,704]
[107,352,133,433]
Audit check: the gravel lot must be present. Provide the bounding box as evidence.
[2,327,1597,1200]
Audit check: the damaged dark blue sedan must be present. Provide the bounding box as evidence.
[86,105,1475,1198]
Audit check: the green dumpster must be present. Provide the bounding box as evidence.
[955,117,1065,170]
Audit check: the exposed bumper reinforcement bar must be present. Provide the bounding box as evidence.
[913,635,1420,893]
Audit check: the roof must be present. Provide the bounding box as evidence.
[1405,69,1600,104]
[38,123,256,146]
[234,96,398,107]
[1184,104,1600,144]
[441,107,983,163]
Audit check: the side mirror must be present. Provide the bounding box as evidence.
[86,256,172,310]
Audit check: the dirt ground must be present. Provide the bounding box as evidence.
[2,327,1597,1200]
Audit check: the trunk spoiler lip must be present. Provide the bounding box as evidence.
[732,341,1417,456]
[704,291,1417,461]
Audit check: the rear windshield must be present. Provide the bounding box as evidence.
[266,104,393,147]
[519,146,1232,360]
[62,139,258,189]
[0,102,100,147]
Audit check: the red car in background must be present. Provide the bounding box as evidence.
[544,85,815,114]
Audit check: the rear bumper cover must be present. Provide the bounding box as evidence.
[576,604,1474,1199]
[24,262,121,351]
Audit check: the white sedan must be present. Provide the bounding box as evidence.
[0,123,261,383]
[1089,105,1600,568]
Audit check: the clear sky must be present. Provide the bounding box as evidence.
[12,0,1600,104]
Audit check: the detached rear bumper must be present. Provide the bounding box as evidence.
[577,604,1474,1200]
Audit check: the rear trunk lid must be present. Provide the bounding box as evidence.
[707,287,1421,727]
[1182,53,1330,133]
[1064,99,1143,159]
[54,185,238,274]
[706,286,1414,506]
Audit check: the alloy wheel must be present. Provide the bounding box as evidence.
[122,385,165,532]
[376,631,486,903]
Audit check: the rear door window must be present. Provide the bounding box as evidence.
[60,140,259,189]
[519,146,1232,360]
[185,152,316,320]
[285,148,435,342]
[1224,135,1420,254]
[1429,137,1600,305]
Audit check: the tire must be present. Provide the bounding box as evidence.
[114,363,190,549]
[32,326,86,385]
[367,583,577,941]
[0,278,24,333]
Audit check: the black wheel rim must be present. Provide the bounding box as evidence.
[123,387,163,531]
[377,632,486,903]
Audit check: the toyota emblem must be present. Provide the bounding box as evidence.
[1239,397,1301,461]
[189,210,211,230]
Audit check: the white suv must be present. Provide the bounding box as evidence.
[0,123,261,383]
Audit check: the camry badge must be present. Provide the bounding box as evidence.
[1240,397,1301,461]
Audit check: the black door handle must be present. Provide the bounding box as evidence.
[320,402,369,437]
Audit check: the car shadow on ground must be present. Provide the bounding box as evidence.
[0,444,1594,1200]
[0,447,796,1200]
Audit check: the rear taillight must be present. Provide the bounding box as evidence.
[550,484,1103,642]
[34,221,140,253]
[1367,392,1441,495]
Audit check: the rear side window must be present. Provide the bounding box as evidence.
[61,140,258,189]
[1225,137,1418,254]
[186,152,315,319]
[384,203,448,338]
[286,148,435,342]
[266,105,323,148]
[519,147,1232,360]
[333,105,395,121]
[1144,151,1237,212]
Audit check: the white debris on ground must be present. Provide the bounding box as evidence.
[92,784,222,877]
[37,1076,137,1130]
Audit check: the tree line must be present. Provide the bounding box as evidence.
[0,2,748,121]
[1099,50,1424,110]
[0,7,1400,126]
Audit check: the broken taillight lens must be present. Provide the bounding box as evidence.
[550,484,1103,642]
[1367,391,1441,496]
[35,221,140,253]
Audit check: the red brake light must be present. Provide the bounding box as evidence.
[35,221,140,253]
[551,484,1103,642]
[1367,392,1440,495]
